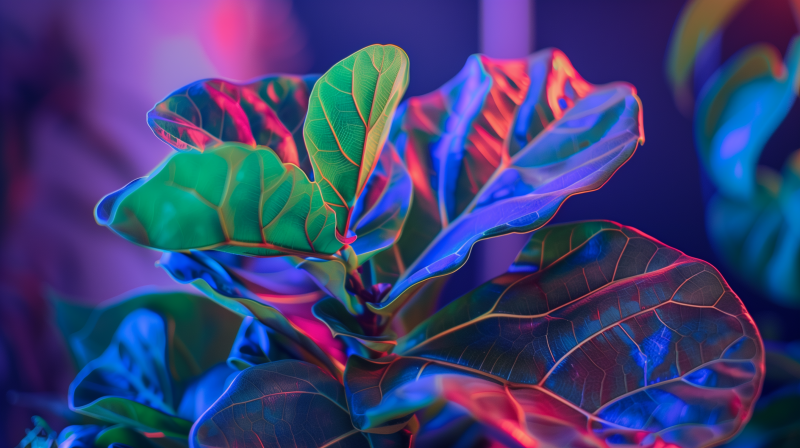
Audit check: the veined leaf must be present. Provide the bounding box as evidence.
[345,222,763,448]
[375,73,643,314]
[304,44,410,238]
[69,310,192,437]
[95,142,343,257]
[147,74,319,173]
[191,360,412,448]
[373,48,602,285]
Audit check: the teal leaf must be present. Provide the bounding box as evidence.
[68,310,192,437]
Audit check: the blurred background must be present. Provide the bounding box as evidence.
[1,0,798,444]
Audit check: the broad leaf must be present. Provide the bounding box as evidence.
[227,316,271,370]
[191,360,412,448]
[346,222,763,448]
[159,251,345,379]
[147,74,319,173]
[304,44,410,237]
[350,143,412,264]
[695,37,800,200]
[372,49,643,312]
[69,310,192,437]
[96,142,342,257]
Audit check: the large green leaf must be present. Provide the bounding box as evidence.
[191,360,412,448]
[345,221,763,448]
[95,142,343,257]
[304,44,410,238]
[147,74,319,173]
[69,310,192,437]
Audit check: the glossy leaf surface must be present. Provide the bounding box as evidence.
[96,142,342,257]
[69,309,192,437]
[348,222,763,448]
[147,74,319,172]
[375,50,643,311]
[191,360,411,448]
[159,251,345,379]
[374,48,614,286]
[350,143,412,264]
[304,44,409,237]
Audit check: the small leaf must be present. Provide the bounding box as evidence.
[95,142,342,258]
[226,316,271,370]
[191,360,411,448]
[304,44,410,238]
[69,310,192,437]
[313,297,397,354]
[350,142,412,265]
[147,74,319,173]
[349,221,763,448]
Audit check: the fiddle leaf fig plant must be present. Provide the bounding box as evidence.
[31,44,764,448]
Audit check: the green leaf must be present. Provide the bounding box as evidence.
[191,360,412,448]
[69,310,192,437]
[304,44,410,238]
[95,142,342,257]
[347,221,763,448]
